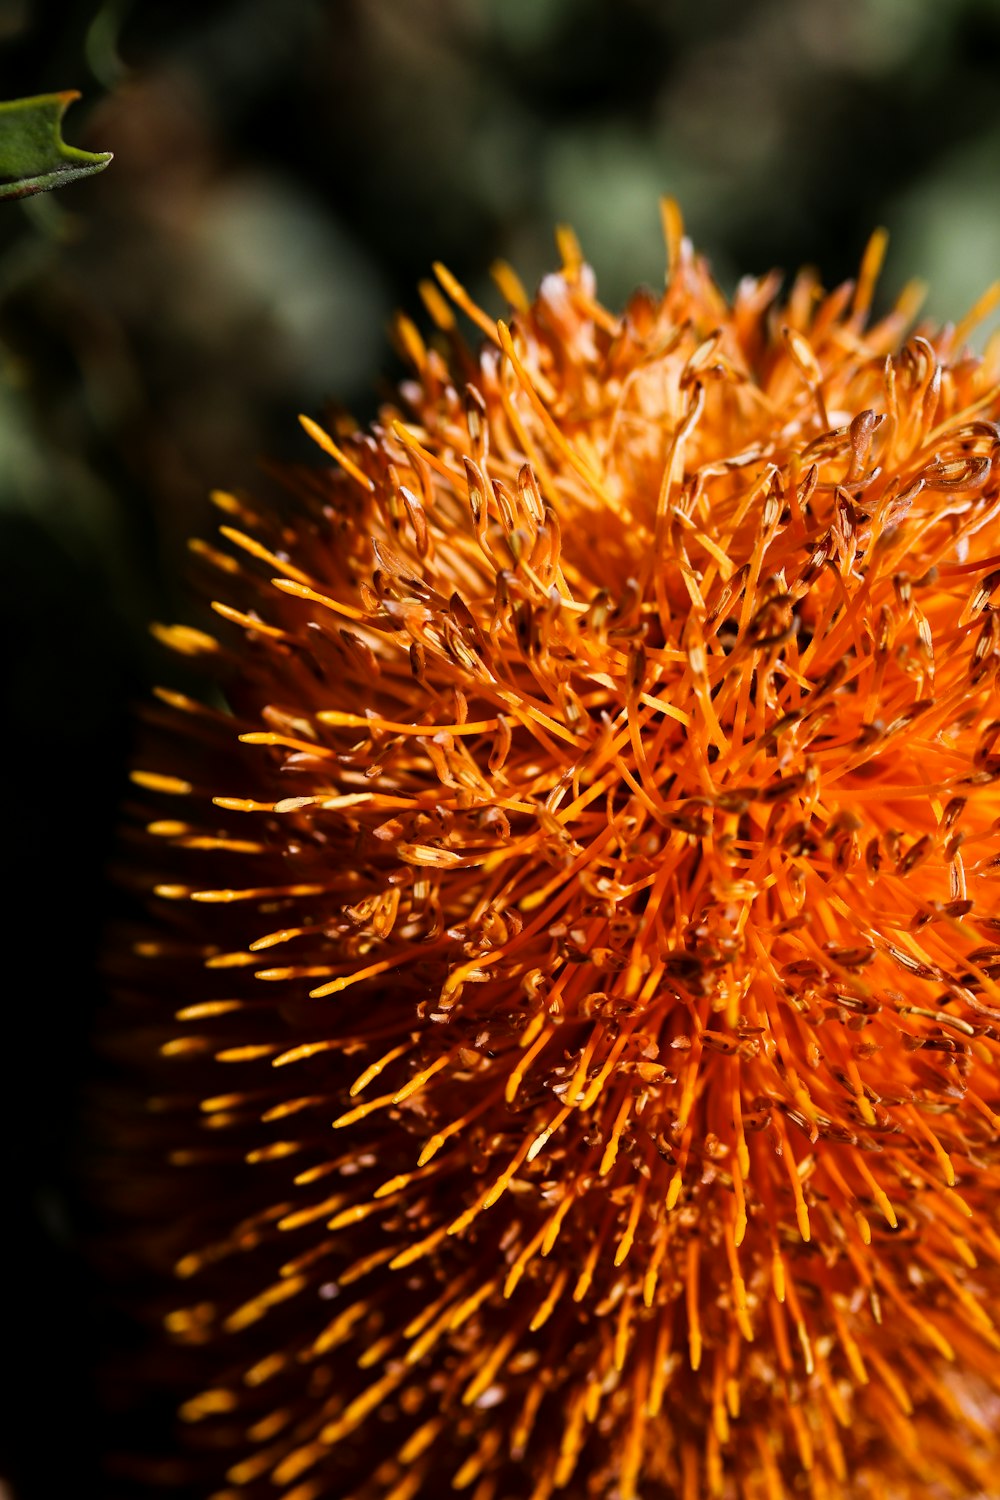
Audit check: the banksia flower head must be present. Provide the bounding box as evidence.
[121,202,1000,1500]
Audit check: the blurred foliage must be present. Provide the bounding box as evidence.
[0,90,111,198]
[0,0,998,1495]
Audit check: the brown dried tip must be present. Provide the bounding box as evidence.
[116,202,1000,1500]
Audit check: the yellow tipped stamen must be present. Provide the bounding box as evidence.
[391,1053,450,1105]
[613,1179,645,1267]
[505,1023,554,1103]
[432,262,501,344]
[316,711,500,736]
[853,226,889,320]
[854,1157,899,1230]
[686,1237,702,1372]
[308,953,404,998]
[529,1266,569,1333]
[131,770,193,795]
[724,1207,754,1344]
[953,280,1000,350]
[599,1093,633,1177]
[660,196,684,278]
[490,258,529,312]
[554,224,584,277]
[269,576,367,620]
[298,413,375,492]
[211,601,291,640]
[349,1042,411,1097]
[150,622,219,656]
[217,525,313,585]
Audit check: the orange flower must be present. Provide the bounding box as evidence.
[122,203,1000,1499]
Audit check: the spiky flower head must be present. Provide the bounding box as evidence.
[120,203,1000,1500]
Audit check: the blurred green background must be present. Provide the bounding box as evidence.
[1,0,999,1494]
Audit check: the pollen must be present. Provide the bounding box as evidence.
[117,202,1000,1500]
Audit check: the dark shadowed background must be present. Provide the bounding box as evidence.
[1,0,999,1494]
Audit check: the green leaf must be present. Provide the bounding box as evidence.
[0,92,112,201]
